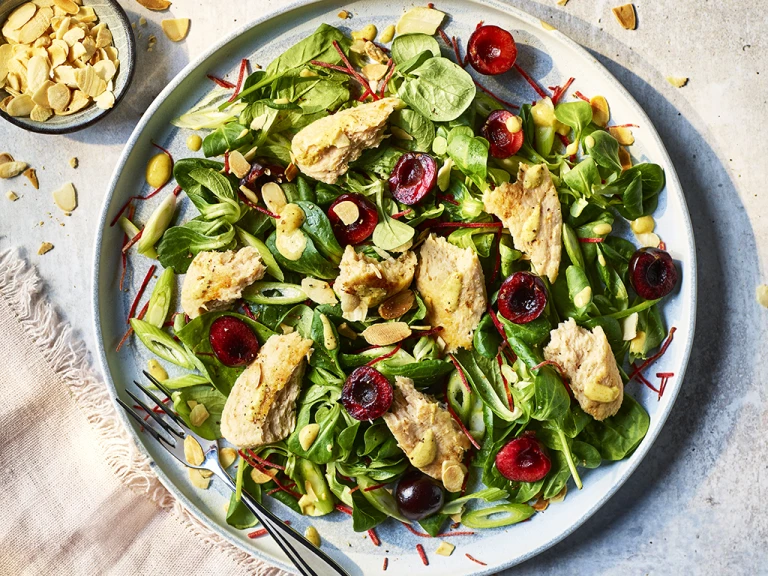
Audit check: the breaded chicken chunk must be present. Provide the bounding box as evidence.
[483,163,562,283]
[221,332,313,448]
[543,319,624,421]
[181,247,266,319]
[383,377,471,490]
[415,234,487,353]
[333,245,416,322]
[291,97,401,184]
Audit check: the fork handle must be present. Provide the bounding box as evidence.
[217,471,350,576]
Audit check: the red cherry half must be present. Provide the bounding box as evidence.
[495,436,551,483]
[498,272,547,324]
[209,316,260,367]
[341,366,393,421]
[629,247,678,300]
[395,471,445,520]
[327,193,379,245]
[388,152,437,205]
[481,110,524,158]
[239,161,284,190]
[467,25,517,76]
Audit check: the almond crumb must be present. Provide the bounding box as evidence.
[756,285,768,308]
[540,20,556,31]
[23,168,39,189]
[435,542,455,557]
[337,10,350,19]
[6,191,19,201]
[38,242,54,255]
[666,76,689,88]
[612,4,637,30]
[139,16,147,26]
[70,157,79,168]
[557,0,568,5]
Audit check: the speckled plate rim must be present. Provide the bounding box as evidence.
[91,1,697,574]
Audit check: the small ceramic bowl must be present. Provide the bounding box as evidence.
[0,0,136,134]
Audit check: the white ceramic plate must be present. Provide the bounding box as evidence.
[92,1,697,574]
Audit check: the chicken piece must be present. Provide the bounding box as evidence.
[333,245,416,322]
[543,319,624,421]
[415,234,487,353]
[483,163,562,283]
[291,97,401,184]
[221,332,313,448]
[181,247,266,319]
[383,377,471,489]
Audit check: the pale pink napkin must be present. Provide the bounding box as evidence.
[0,249,286,576]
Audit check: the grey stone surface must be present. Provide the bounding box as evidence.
[1,1,766,574]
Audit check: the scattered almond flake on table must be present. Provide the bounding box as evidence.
[148,34,157,51]
[139,16,147,26]
[667,76,689,88]
[69,157,79,168]
[541,20,556,31]
[557,0,569,5]
[0,161,28,179]
[136,0,171,10]
[337,10,350,19]
[756,285,768,308]
[53,182,77,213]
[23,168,39,189]
[612,4,637,29]
[161,18,190,42]
[37,242,54,255]
[6,191,19,202]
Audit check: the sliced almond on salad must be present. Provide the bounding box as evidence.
[300,277,338,305]
[396,6,445,35]
[378,289,415,320]
[362,321,412,346]
[228,150,251,178]
[608,126,634,146]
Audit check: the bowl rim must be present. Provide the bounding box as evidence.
[0,0,136,135]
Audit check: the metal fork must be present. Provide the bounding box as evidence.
[118,372,350,576]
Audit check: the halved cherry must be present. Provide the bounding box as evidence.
[498,271,547,324]
[209,316,260,367]
[629,247,678,300]
[395,471,445,520]
[341,366,393,421]
[239,161,285,190]
[467,25,517,76]
[388,152,437,205]
[327,193,379,245]
[495,436,551,483]
[481,110,524,158]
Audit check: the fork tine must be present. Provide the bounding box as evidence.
[117,398,176,449]
[126,389,184,439]
[143,370,175,400]
[134,378,187,429]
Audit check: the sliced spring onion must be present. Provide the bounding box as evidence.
[242,281,307,305]
[145,267,174,328]
[236,226,285,282]
[130,319,194,369]
[447,369,472,422]
[461,503,535,529]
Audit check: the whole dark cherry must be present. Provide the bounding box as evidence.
[495,436,551,483]
[629,247,678,300]
[388,152,437,205]
[395,470,445,520]
[481,110,524,158]
[327,193,379,245]
[209,316,260,367]
[467,25,517,76]
[341,366,393,421]
[497,272,548,324]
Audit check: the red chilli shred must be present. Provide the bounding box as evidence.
[335,503,353,516]
[380,59,396,98]
[382,557,389,571]
[368,528,381,546]
[448,354,472,393]
[428,221,503,230]
[551,77,575,105]
[416,544,429,566]
[366,343,402,366]
[127,265,156,322]
[207,74,235,89]
[116,301,148,351]
[332,40,380,101]
[579,237,605,243]
[228,58,249,102]
[573,90,591,102]
[245,449,286,471]
[466,553,487,566]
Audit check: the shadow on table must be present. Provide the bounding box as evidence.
[505,37,762,576]
[65,7,191,146]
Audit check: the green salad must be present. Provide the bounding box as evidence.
[116,5,679,549]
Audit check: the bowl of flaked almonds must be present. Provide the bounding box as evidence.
[0,0,135,134]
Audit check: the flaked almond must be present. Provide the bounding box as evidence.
[608,126,634,146]
[94,90,115,109]
[53,0,79,14]
[635,231,661,248]
[62,25,85,46]
[53,182,77,212]
[250,466,277,484]
[301,277,338,305]
[337,10,349,19]
[299,423,321,451]
[618,146,632,170]
[275,229,307,261]
[540,20,556,31]
[183,435,205,466]
[6,191,19,201]
[23,168,39,189]
[337,322,357,340]
[18,6,52,44]
[189,403,210,427]
[284,162,299,182]
[161,18,190,42]
[54,65,78,87]
[362,62,389,81]
[390,126,413,141]
[136,0,172,10]
[5,3,37,31]
[0,45,13,83]
[0,161,28,178]
[38,241,54,255]
[57,89,89,115]
[228,149,251,178]
[332,200,360,225]
[95,25,113,49]
[32,80,55,108]
[362,321,412,346]
[435,542,455,557]
[532,496,550,512]
[0,96,13,113]
[305,526,321,547]
[30,104,53,122]
[219,447,237,468]
[147,358,168,381]
[0,154,13,164]
[75,65,106,97]
[188,468,210,489]
[441,461,466,493]
[261,181,287,214]
[590,95,610,127]
[611,4,636,30]
[378,289,415,320]
[666,76,689,88]
[557,0,568,5]
[7,95,36,117]
[756,285,768,309]
[48,83,71,111]
[69,157,78,168]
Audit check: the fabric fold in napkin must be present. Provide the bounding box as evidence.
[0,249,285,576]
